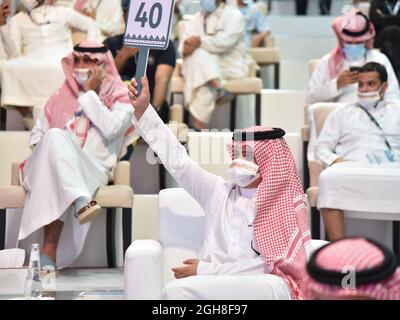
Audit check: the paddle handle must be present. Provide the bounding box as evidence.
[134,48,150,96]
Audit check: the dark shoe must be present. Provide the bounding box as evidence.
[76,200,102,225]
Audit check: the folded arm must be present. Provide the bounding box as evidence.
[78,91,133,141]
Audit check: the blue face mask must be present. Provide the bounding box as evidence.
[200,0,216,13]
[343,43,366,61]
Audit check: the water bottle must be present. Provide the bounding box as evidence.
[24,244,43,300]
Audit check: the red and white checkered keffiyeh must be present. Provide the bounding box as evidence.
[329,10,375,79]
[230,126,311,300]
[303,238,400,300]
[43,40,134,146]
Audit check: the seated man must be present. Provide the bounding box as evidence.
[72,0,125,40]
[316,62,400,241]
[1,0,100,129]
[180,0,248,130]
[104,0,176,124]
[16,41,135,270]
[237,0,271,48]
[306,10,399,105]
[303,237,400,300]
[129,77,311,300]
[306,9,400,162]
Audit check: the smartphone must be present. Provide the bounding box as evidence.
[350,66,361,72]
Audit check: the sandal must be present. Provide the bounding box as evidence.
[40,254,57,272]
[76,200,102,225]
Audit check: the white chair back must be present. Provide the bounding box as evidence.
[158,188,205,286]
[0,132,31,186]
[261,89,306,134]
[0,249,25,269]
[158,188,205,252]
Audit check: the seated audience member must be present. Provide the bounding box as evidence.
[180,0,248,130]
[306,10,400,105]
[303,237,400,300]
[315,62,400,241]
[72,0,125,40]
[104,0,176,124]
[1,0,100,129]
[16,41,135,270]
[237,0,271,48]
[128,77,311,300]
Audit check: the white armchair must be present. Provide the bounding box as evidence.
[124,188,328,300]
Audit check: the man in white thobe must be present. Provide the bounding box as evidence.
[14,41,134,269]
[128,77,311,300]
[306,10,400,161]
[0,0,101,129]
[307,10,400,105]
[315,62,400,241]
[180,0,248,130]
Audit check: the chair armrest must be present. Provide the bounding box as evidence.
[124,240,163,300]
[113,161,130,186]
[0,186,26,209]
[170,76,184,94]
[308,160,324,187]
[247,47,280,65]
[306,186,319,208]
[169,104,184,123]
[166,123,188,144]
[302,125,310,143]
[11,163,22,186]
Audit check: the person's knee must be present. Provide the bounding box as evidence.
[318,167,336,188]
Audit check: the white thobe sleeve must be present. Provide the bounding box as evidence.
[197,258,266,276]
[29,109,50,149]
[61,7,101,41]
[96,0,124,37]
[315,109,344,167]
[134,106,225,212]
[200,12,245,54]
[9,17,22,57]
[0,25,17,58]
[306,57,343,104]
[78,91,133,141]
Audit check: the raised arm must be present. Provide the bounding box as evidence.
[62,7,101,41]
[129,77,225,212]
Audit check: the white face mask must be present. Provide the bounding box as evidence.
[22,0,39,12]
[74,68,90,86]
[358,87,383,109]
[228,158,260,188]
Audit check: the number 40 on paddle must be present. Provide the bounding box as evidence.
[123,0,176,93]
